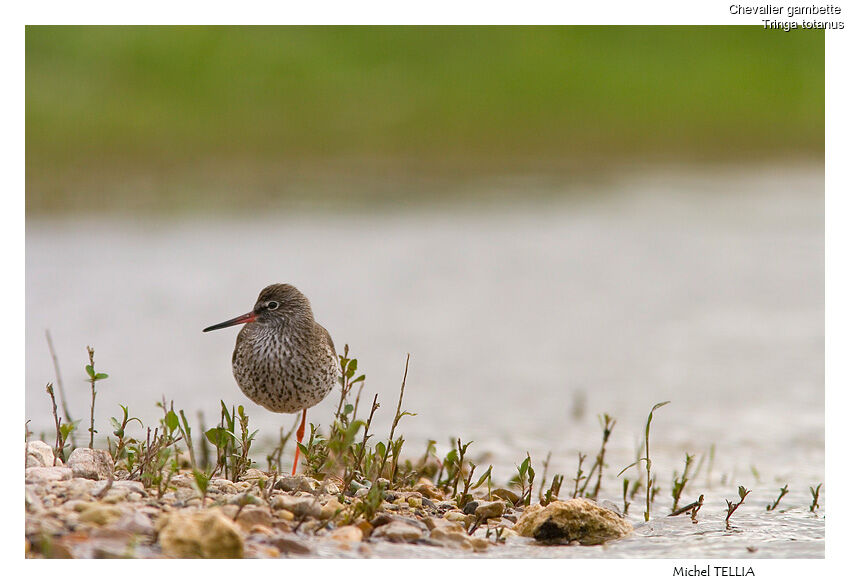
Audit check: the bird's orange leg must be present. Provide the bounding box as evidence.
[291,408,307,475]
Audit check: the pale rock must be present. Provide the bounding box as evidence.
[271,494,322,518]
[444,511,467,522]
[240,468,268,482]
[514,499,633,545]
[26,441,57,468]
[113,510,155,535]
[372,521,425,542]
[26,466,73,483]
[67,448,114,480]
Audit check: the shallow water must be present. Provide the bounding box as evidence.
[25,166,824,557]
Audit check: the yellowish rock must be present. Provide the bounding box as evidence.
[321,498,345,519]
[158,509,244,558]
[275,509,295,521]
[514,499,632,545]
[329,525,363,543]
[444,511,466,522]
[77,503,123,526]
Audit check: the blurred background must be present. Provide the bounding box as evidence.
[26,27,823,490]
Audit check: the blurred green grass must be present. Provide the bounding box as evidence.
[26,26,824,214]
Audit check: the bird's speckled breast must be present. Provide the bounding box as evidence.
[231,324,339,413]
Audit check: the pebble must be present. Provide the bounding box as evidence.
[67,448,114,480]
[271,535,311,555]
[321,498,345,519]
[235,506,273,530]
[77,502,124,526]
[415,481,443,500]
[158,509,244,558]
[26,466,73,483]
[329,525,363,543]
[372,521,425,542]
[491,488,520,504]
[271,494,322,518]
[113,509,155,535]
[26,440,58,468]
[474,500,506,520]
[240,468,268,482]
[275,475,320,494]
[444,511,467,522]
[274,509,295,521]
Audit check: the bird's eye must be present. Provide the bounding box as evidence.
[267,301,279,310]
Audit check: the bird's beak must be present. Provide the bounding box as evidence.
[203,311,257,332]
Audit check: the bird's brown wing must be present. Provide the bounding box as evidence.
[315,323,337,356]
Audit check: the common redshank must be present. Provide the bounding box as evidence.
[203,284,340,475]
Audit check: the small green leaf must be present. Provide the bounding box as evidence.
[343,404,354,415]
[205,427,226,447]
[165,411,179,433]
[85,365,95,377]
[94,372,109,380]
[351,374,366,384]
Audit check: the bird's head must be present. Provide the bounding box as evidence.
[203,283,313,332]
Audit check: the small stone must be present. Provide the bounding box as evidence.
[250,524,274,536]
[271,536,311,555]
[25,488,45,514]
[275,475,320,494]
[271,494,322,518]
[321,498,345,519]
[474,500,506,520]
[415,480,443,500]
[78,502,124,526]
[92,480,146,496]
[329,525,363,543]
[462,500,480,515]
[353,487,369,498]
[320,480,341,496]
[235,506,272,530]
[170,474,196,489]
[444,511,466,522]
[407,496,422,508]
[275,509,295,521]
[429,527,473,550]
[240,468,268,482]
[113,510,155,535]
[67,448,114,480]
[26,441,57,468]
[158,509,244,558]
[372,521,425,542]
[491,488,520,505]
[26,466,73,483]
[514,499,633,545]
